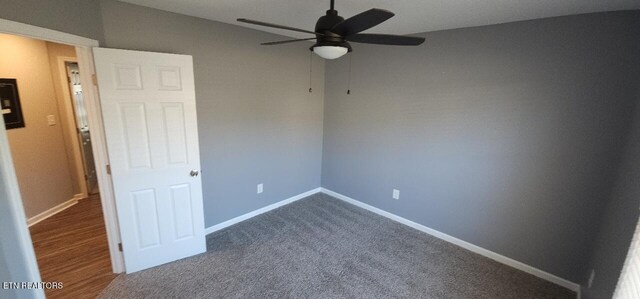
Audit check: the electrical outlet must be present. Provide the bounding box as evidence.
[392,189,400,200]
[588,269,595,288]
[257,183,263,194]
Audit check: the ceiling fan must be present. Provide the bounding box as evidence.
[237,0,425,60]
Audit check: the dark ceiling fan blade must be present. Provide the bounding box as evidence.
[331,9,394,37]
[346,34,425,46]
[237,18,323,36]
[261,37,317,45]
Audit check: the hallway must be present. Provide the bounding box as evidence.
[29,196,117,298]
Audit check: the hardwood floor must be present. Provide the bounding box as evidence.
[29,195,117,298]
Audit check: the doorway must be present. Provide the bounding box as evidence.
[1,18,206,298]
[0,33,115,297]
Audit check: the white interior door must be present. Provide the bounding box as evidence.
[93,48,205,273]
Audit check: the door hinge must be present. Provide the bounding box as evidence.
[118,243,123,252]
[91,74,98,86]
[106,164,111,175]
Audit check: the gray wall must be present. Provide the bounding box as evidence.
[0,0,324,229]
[583,90,640,298]
[99,0,324,227]
[0,0,104,43]
[322,11,640,283]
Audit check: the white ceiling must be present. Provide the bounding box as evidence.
[119,0,640,39]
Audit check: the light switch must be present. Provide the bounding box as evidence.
[47,115,56,126]
[393,189,400,200]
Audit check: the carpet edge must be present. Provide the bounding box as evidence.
[205,187,322,235]
[319,187,581,297]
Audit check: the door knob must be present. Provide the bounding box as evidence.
[190,170,199,177]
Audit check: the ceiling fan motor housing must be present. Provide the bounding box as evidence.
[311,10,352,52]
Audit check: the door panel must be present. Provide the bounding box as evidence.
[170,184,194,239]
[161,103,188,165]
[93,48,205,273]
[131,189,161,248]
[120,103,152,169]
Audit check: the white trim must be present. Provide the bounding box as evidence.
[0,103,45,299]
[0,18,97,47]
[320,188,581,295]
[205,188,322,235]
[76,46,125,273]
[27,194,84,227]
[612,215,640,299]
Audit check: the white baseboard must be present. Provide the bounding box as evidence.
[27,193,83,227]
[320,187,581,294]
[205,188,322,235]
[200,186,580,295]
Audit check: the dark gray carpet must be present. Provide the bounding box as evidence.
[99,193,575,298]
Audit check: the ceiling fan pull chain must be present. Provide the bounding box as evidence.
[309,51,313,93]
[347,53,352,95]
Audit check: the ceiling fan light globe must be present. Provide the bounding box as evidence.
[313,46,348,59]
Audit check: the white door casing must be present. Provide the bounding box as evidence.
[93,48,205,273]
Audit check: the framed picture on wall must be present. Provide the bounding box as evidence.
[0,78,25,130]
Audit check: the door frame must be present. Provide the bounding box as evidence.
[0,18,125,274]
